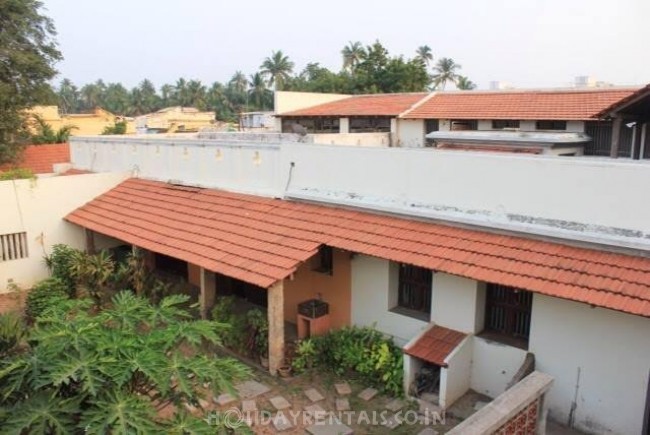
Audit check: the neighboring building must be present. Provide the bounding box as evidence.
[135,107,216,133]
[0,143,71,174]
[2,86,650,434]
[26,106,135,135]
[239,111,275,131]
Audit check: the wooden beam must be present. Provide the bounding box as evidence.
[267,280,285,376]
[85,229,95,254]
[610,117,623,158]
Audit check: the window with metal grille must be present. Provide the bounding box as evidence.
[281,117,340,133]
[398,264,432,314]
[451,120,478,131]
[484,283,532,346]
[349,117,391,133]
[535,120,566,130]
[492,120,520,129]
[0,232,29,261]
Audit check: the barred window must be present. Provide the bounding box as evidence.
[484,283,532,347]
[536,120,566,130]
[0,232,29,261]
[398,264,432,314]
[492,120,520,129]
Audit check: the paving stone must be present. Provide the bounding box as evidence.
[385,398,405,412]
[198,398,210,409]
[358,387,378,401]
[269,395,292,410]
[304,403,328,419]
[418,398,442,415]
[272,412,294,432]
[382,413,402,429]
[241,399,257,413]
[234,380,271,399]
[305,419,354,435]
[305,388,325,402]
[334,382,352,395]
[213,393,237,406]
[417,429,438,435]
[335,397,350,411]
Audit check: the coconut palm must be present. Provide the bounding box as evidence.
[341,41,365,72]
[186,80,207,110]
[260,50,294,90]
[57,78,79,114]
[416,45,433,66]
[80,83,103,111]
[456,76,477,90]
[248,73,271,110]
[431,57,461,90]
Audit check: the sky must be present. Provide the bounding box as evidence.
[41,0,650,91]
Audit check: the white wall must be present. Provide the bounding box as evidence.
[470,336,528,398]
[351,255,429,345]
[529,294,650,434]
[308,133,389,147]
[431,273,484,333]
[440,336,473,408]
[72,137,650,250]
[565,121,585,132]
[339,118,349,134]
[0,172,129,292]
[274,91,349,114]
[397,119,425,147]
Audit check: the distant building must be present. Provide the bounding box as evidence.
[135,107,215,134]
[488,81,514,90]
[26,106,134,135]
[239,111,275,131]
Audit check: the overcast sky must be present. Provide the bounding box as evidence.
[41,0,650,91]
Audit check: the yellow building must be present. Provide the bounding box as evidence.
[135,107,216,133]
[26,106,136,135]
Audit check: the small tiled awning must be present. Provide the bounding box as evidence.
[404,326,467,367]
[66,178,650,317]
[280,93,428,117]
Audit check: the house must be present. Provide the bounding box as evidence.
[275,87,646,156]
[26,106,135,135]
[135,106,216,133]
[0,143,71,174]
[2,90,650,433]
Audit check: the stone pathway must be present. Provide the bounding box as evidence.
[305,419,354,435]
[213,393,236,406]
[269,395,292,410]
[335,397,350,411]
[241,399,257,413]
[272,412,294,432]
[358,387,378,401]
[334,382,351,395]
[234,380,271,399]
[305,387,325,402]
[385,398,405,412]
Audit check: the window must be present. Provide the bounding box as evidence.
[0,232,28,261]
[492,120,520,129]
[535,120,567,130]
[397,264,432,315]
[451,120,478,131]
[484,283,532,347]
[313,245,333,275]
[349,117,391,133]
[281,117,340,133]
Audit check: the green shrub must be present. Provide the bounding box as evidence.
[0,168,35,181]
[307,326,404,397]
[0,312,25,355]
[25,278,70,320]
[45,244,79,294]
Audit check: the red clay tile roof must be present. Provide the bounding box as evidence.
[404,326,467,367]
[0,143,70,174]
[594,83,650,118]
[401,88,639,120]
[281,93,429,117]
[66,178,650,317]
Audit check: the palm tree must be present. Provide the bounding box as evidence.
[456,76,477,90]
[160,84,174,107]
[260,50,294,91]
[248,73,271,110]
[229,71,248,95]
[341,41,364,72]
[174,78,189,107]
[186,80,207,110]
[80,83,102,111]
[431,57,461,90]
[416,45,433,66]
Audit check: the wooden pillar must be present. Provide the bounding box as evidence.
[632,122,643,160]
[85,229,96,254]
[610,117,622,158]
[267,280,285,376]
[199,268,216,319]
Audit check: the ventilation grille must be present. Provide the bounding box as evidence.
[0,232,28,261]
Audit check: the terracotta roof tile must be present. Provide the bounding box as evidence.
[0,143,70,174]
[281,93,429,117]
[404,325,467,367]
[66,179,650,317]
[401,88,639,120]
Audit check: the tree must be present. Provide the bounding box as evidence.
[138,79,160,114]
[260,50,294,90]
[456,76,477,90]
[57,79,80,114]
[341,41,364,72]
[416,45,433,66]
[0,0,62,164]
[0,290,250,433]
[248,73,272,110]
[103,83,130,114]
[431,57,462,90]
[80,80,105,111]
